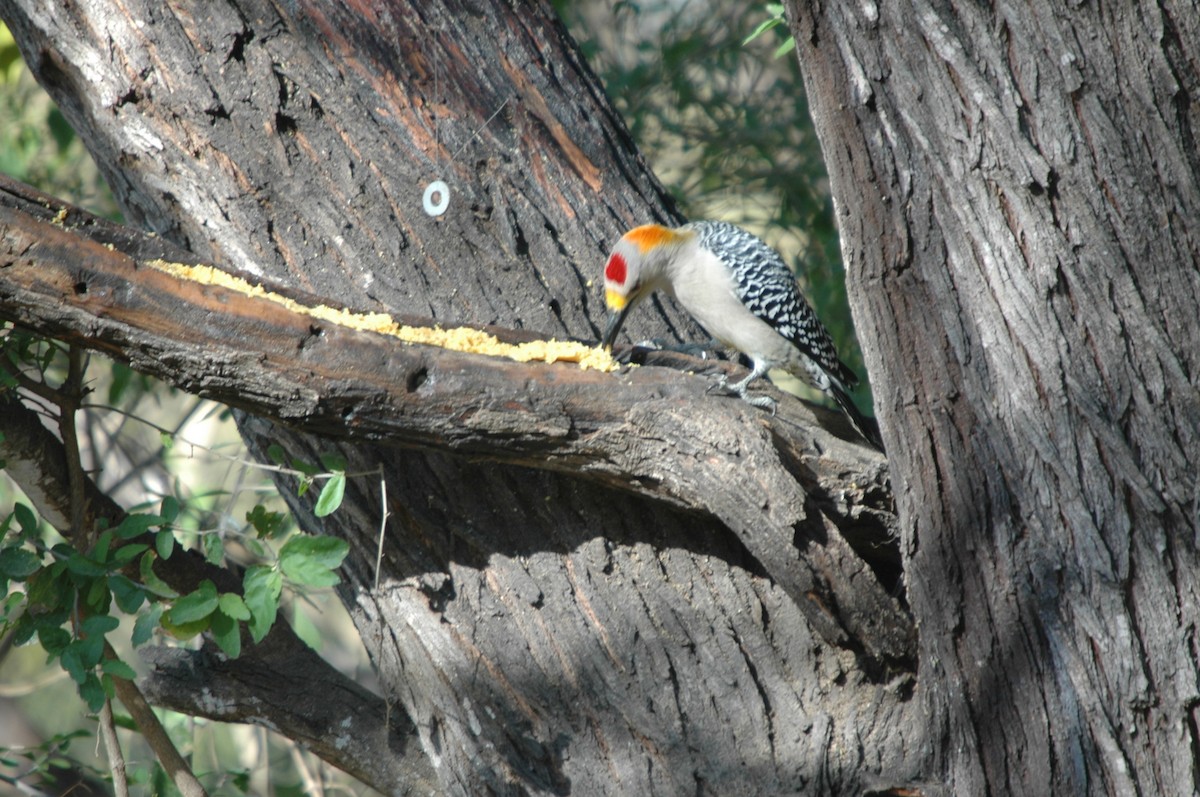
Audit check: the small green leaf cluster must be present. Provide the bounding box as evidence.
[0,729,102,792]
[267,445,347,518]
[1,505,159,711]
[742,4,795,58]
[1,494,349,708]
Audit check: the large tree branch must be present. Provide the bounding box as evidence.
[1,174,910,665]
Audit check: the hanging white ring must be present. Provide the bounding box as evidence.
[423,180,450,216]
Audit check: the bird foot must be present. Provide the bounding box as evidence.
[708,373,777,414]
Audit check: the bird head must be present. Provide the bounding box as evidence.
[600,224,683,349]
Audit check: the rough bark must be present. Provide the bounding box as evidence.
[789,1,1200,794]
[1,2,916,795]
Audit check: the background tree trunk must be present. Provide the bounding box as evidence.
[788,1,1200,794]
[2,1,912,795]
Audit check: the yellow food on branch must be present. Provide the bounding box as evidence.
[146,259,617,372]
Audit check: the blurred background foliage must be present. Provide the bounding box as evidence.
[1,2,862,795]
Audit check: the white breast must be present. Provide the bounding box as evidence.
[665,245,797,369]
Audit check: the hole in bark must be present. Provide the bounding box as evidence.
[513,219,529,257]
[226,29,252,63]
[406,366,428,393]
[73,281,87,295]
[275,112,298,136]
[116,86,141,108]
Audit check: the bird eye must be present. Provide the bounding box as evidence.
[605,253,628,285]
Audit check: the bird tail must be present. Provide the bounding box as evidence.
[829,383,885,453]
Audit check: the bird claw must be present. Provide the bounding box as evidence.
[707,373,777,414]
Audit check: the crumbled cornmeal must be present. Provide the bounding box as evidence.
[145,258,617,371]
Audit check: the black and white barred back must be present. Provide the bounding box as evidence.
[684,220,858,390]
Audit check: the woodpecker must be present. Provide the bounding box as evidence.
[601,220,883,451]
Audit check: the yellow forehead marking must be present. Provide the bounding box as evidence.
[605,288,628,310]
[624,224,678,253]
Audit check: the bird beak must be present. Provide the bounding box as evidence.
[601,305,630,351]
[601,288,632,350]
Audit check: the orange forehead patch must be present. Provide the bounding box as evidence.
[624,224,678,253]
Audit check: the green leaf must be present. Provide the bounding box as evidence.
[82,614,119,637]
[2,590,25,621]
[79,672,106,713]
[132,604,163,647]
[319,452,348,472]
[65,552,106,577]
[279,534,348,587]
[246,504,286,539]
[138,551,179,599]
[27,559,69,608]
[93,529,113,564]
[13,503,38,535]
[0,546,41,579]
[38,624,71,655]
[109,574,146,613]
[167,580,219,624]
[313,472,346,518]
[742,16,781,46]
[266,444,288,465]
[291,457,319,478]
[160,614,210,641]
[113,513,166,540]
[60,644,88,684]
[102,658,137,680]
[218,592,251,621]
[112,543,149,566]
[210,609,241,658]
[160,496,180,524]
[84,575,111,613]
[155,530,175,560]
[243,565,282,643]
[202,533,224,566]
[72,636,105,672]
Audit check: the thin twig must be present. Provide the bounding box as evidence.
[0,355,64,405]
[59,344,90,548]
[104,642,210,797]
[98,698,130,797]
[374,463,389,592]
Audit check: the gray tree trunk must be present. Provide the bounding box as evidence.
[789,1,1200,794]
